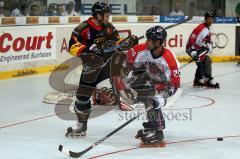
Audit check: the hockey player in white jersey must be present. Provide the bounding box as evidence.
[125,26,180,147]
[186,11,220,88]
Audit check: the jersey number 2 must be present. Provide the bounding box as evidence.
[173,70,180,77]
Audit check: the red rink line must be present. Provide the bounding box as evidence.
[0,94,214,130]
[87,134,240,159]
[181,69,240,86]
[86,95,216,159]
[164,94,215,110]
[0,110,71,129]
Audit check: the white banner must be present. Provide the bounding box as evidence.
[0,28,56,65]
[0,23,238,74]
[50,24,237,62]
[114,23,236,56]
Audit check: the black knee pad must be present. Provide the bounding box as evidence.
[204,56,212,67]
[75,97,91,111]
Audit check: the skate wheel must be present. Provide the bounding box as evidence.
[80,132,86,136]
[65,127,73,137]
[65,133,86,138]
[73,132,86,137]
[135,135,141,139]
[67,127,73,133]
[140,141,166,148]
[65,130,86,138]
[159,141,166,147]
[193,85,204,88]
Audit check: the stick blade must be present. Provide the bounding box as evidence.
[58,144,86,158]
[69,151,85,158]
[58,145,71,157]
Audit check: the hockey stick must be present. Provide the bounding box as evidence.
[104,35,145,53]
[180,48,212,70]
[104,16,192,53]
[179,59,194,70]
[79,35,145,75]
[97,16,193,71]
[58,105,152,158]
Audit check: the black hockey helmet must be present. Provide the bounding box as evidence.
[204,10,215,20]
[146,26,167,45]
[92,2,111,17]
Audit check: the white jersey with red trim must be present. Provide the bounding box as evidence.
[113,44,181,110]
[114,44,180,94]
[126,43,147,63]
[113,43,146,91]
[133,47,180,89]
[186,23,211,51]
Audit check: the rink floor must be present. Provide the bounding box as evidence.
[1,63,240,159]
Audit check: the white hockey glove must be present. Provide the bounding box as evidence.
[204,42,213,53]
[190,50,199,61]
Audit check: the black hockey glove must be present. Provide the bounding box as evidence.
[127,35,139,46]
[117,35,139,51]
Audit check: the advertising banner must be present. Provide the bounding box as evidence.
[0,23,238,80]
[0,28,56,65]
[160,16,185,23]
[214,17,237,24]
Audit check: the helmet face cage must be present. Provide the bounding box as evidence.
[92,2,111,17]
[146,26,167,45]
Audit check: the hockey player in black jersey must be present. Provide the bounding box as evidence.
[65,2,138,137]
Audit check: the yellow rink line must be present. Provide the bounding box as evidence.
[0,56,240,80]
[0,64,68,80]
[177,56,240,63]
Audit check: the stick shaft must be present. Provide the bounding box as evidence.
[67,106,152,158]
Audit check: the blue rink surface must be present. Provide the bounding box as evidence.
[1,63,240,159]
